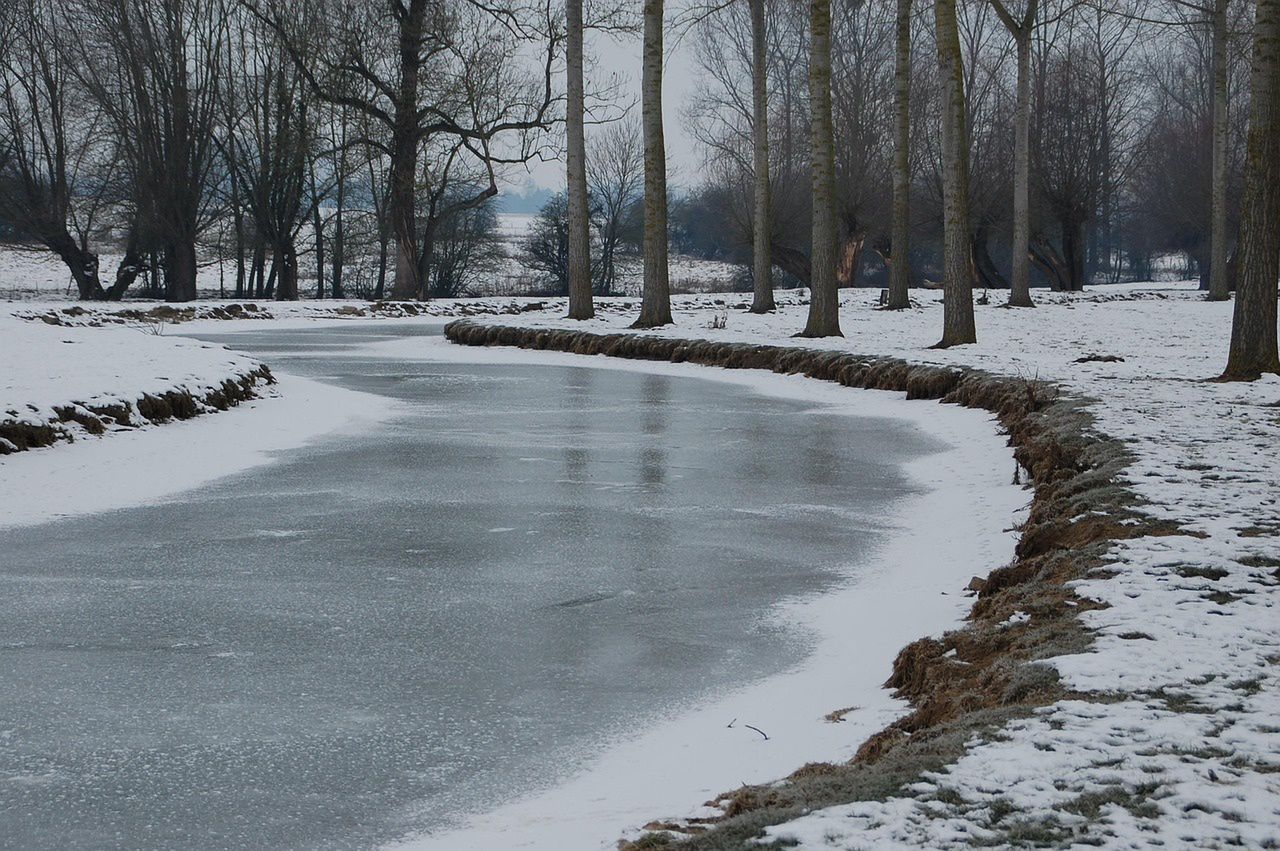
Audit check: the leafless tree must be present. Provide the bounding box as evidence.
[588,118,643,296]
[0,0,144,300]
[565,0,593,318]
[68,0,228,302]
[634,0,673,327]
[1223,0,1280,379]
[934,0,977,345]
[885,0,913,310]
[247,0,559,301]
[801,0,842,337]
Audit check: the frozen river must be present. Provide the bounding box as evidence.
[0,323,940,850]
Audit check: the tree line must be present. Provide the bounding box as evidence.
[1,0,1276,378]
[0,0,559,302]
[560,0,1278,378]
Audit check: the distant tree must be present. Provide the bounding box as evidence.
[990,0,1039,308]
[587,120,643,296]
[427,191,500,298]
[70,0,228,302]
[247,0,559,301]
[225,9,319,301]
[526,192,574,293]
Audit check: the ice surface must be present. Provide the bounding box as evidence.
[0,324,941,850]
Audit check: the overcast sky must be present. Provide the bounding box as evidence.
[512,27,706,196]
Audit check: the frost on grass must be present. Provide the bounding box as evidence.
[451,282,1280,849]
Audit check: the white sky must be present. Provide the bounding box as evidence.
[515,26,706,193]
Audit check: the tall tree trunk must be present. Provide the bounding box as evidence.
[388,0,426,300]
[566,0,594,319]
[229,145,246,300]
[311,163,325,300]
[166,239,198,303]
[1223,0,1280,379]
[749,0,775,314]
[1208,0,1232,300]
[1063,219,1086,292]
[634,0,673,328]
[886,0,913,310]
[252,240,266,299]
[275,240,299,301]
[105,238,146,301]
[1009,29,1035,307]
[332,201,346,299]
[375,227,389,300]
[801,0,842,337]
[934,0,976,346]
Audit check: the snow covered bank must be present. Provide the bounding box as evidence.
[0,372,395,530]
[0,314,398,527]
[5,296,552,329]
[440,283,1280,849]
[0,314,272,454]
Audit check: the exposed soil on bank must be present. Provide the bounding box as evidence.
[0,365,275,456]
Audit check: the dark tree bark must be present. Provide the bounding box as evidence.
[566,0,594,319]
[886,0,913,310]
[934,0,977,346]
[1224,0,1280,379]
[749,0,775,314]
[1207,0,1232,301]
[634,0,673,328]
[800,0,842,337]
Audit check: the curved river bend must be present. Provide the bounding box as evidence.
[0,324,942,850]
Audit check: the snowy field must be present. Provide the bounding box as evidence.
[443,282,1280,849]
[0,221,743,301]
[1,280,1276,848]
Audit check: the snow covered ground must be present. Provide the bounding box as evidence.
[0,309,397,524]
[0,313,270,450]
[443,282,1280,848]
[3,279,1275,847]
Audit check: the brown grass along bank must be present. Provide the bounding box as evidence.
[443,319,1176,850]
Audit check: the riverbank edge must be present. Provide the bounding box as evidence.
[443,318,1176,848]
[0,364,276,456]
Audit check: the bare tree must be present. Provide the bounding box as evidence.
[1206,0,1233,299]
[225,7,319,301]
[934,0,977,346]
[588,118,643,296]
[748,0,775,313]
[1223,0,1280,379]
[566,0,594,318]
[69,0,228,302]
[0,0,142,300]
[990,0,1040,307]
[248,0,559,301]
[800,0,842,337]
[634,0,673,327]
[885,0,913,310]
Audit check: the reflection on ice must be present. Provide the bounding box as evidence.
[0,323,939,851]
